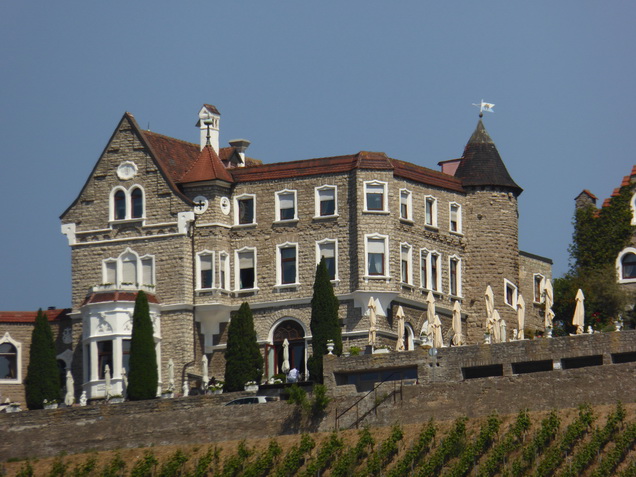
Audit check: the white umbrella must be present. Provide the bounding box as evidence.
[121,368,128,398]
[367,297,377,346]
[64,370,74,406]
[452,301,463,346]
[500,318,507,342]
[485,285,494,319]
[202,355,209,387]
[431,314,443,349]
[396,306,406,351]
[517,294,526,340]
[544,279,555,330]
[104,364,111,399]
[491,310,501,343]
[281,338,291,374]
[573,289,585,334]
[423,291,436,343]
[167,359,175,392]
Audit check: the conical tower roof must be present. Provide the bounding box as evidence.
[454,120,522,195]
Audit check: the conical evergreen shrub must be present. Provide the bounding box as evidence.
[308,258,342,383]
[127,291,158,400]
[25,309,61,409]
[224,302,263,392]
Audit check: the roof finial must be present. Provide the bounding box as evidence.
[472,99,495,117]
[203,115,214,146]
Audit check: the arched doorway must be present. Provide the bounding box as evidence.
[265,320,306,380]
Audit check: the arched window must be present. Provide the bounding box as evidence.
[131,188,143,218]
[616,248,636,283]
[266,320,306,380]
[114,190,126,220]
[0,342,17,380]
[622,253,636,279]
[102,248,154,287]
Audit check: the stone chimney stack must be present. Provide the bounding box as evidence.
[197,104,220,153]
[228,139,251,167]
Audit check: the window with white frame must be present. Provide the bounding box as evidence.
[317,239,338,280]
[449,255,462,297]
[315,186,337,217]
[219,252,230,290]
[533,274,545,303]
[277,243,299,285]
[400,243,413,285]
[425,196,438,227]
[420,249,429,289]
[504,279,518,308]
[110,186,145,221]
[236,248,256,290]
[364,181,388,212]
[235,194,256,225]
[366,234,388,277]
[400,189,413,221]
[0,333,21,382]
[102,248,155,287]
[430,252,441,292]
[420,249,442,292]
[617,247,636,283]
[276,190,297,221]
[449,202,462,233]
[197,251,214,289]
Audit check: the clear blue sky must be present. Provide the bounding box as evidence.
[1,2,634,311]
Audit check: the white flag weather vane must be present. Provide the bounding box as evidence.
[472,99,495,114]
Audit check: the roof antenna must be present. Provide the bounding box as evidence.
[472,99,495,118]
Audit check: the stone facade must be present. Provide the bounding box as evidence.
[51,104,552,403]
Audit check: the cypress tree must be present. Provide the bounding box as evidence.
[25,309,61,409]
[224,302,263,392]
[307,258,342,383]
[127,291,158,400]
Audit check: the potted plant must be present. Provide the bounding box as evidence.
[348,346,362,356]
[43,399,59,410]
[208,381,224,394]
[244,381,258,392]
[108,394,125,404]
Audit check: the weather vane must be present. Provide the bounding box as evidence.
[472,99,495,118]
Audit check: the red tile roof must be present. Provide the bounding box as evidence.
[0,309,71,323]
[141,130,200,183]
[579,189,598,200]
[179,145,234,184]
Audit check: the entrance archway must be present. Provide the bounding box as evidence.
[266,320,306,380]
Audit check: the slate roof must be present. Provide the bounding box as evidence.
[454,120,522,195]
[0,309,71,323]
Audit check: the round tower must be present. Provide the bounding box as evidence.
[454,119,523,343]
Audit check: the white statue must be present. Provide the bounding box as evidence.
[64,370,75,406]
[79,391,87,406]
[587,325,593,334]
[121,368,128,398]
[512,329,518,341]
[182,380,189,397]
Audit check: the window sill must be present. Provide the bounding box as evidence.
[424,225,439,231]
[364,275,391,282]
[420,287,443,297]
[449,295,463,301]
[449,230,464,237]
[273,219,299,225]
[233,288,259,297]
[363,210,390,215]
[196,288,231,297]
[109,218,145,226]
[312,214,339,220]
[0,379,20,385]
[400,282,416,290]
[233,222,257,229]
[274,283,300,292]
[399,218,415,225]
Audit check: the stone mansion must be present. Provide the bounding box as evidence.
[1,104,553,402]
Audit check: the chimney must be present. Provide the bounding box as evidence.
[228,139,251,167]
[197,104,220,153]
